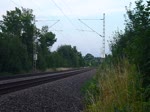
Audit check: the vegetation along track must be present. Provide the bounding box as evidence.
[0,68,93,95]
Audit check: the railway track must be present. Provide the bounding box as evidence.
[0,68,93,95]
[0,68,79,81]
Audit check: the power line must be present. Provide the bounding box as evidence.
[78,19,103,37]
[30,0,42,11]
[79,19,102,20]
[60,0,89,38]
[10,0,22,8]
[50,29,63,32]
[59,0,72,13]
[18,0,22,6]
[36,19,60,29]
[48,20,60,29]
[50,0,105,57]
[33,19,61,72]
[49,0,77,29]
[29,0,63,31]
[36,19,59,21]
[29,0,62,30]
[78,13,106,58]
[76,29,94,32]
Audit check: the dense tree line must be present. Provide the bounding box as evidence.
[0,8,88,74]
[48,45,85,68]
[0,8,36,73]
[108,0,149,101]
[84,53,101,67]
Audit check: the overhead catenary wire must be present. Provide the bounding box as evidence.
[60,0,89,38]
[27,0,86,39]
[30,0,43,11]
[49,0,78,30]
[34,20,61,71]
[10,0,22,8]
[29,1,63,32]
[47,0,88,45]
[52,0,106,57]
[36,19,60,29]
[36,20,60,21]
[50,29,63,32]
[7,0,64,71]
[18,0,22,6]
[78,19,103,37]
[79,19,103,20]
[48,20,60,29]
[76,29,94,32]
[78,13,106,58]
[28,0,65,37]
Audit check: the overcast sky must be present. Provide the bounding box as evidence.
[0,0,137,57]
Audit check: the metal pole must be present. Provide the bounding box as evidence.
[78,13,105,58]
[103,13,105,58]
[32,19,60,72]
[33,19,37,72]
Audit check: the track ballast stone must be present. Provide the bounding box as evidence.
[0,69,96,112]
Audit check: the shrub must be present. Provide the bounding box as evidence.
[84,60,149,112]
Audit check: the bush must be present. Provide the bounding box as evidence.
[83,60,149,112]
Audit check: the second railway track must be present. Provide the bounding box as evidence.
[0,68,93,96]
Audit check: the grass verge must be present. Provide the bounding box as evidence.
[83,59,149,112]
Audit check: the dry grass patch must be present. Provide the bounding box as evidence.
[84,60,146,112]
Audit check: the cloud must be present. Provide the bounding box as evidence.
[37,0,134,18]
[0,0,136,57]
[0,0,135,18]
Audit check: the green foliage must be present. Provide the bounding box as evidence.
[0,7,35,73]
[83,0,150,111]
[84,53,101,67]
[82,78,100,105]
[84,59,148,112]
[0,7,95,75]
[37,26,57,70]
[0,8,57,74]
[47,51,63,68]
[111,0,150,100]
[0,37,31,73]
[52,45,84,68]
[40,26,57,47]
[1,7,35,62]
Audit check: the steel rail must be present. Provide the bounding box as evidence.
[0,68,93,95]
[0,68,81,81]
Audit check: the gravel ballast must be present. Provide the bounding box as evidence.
[0,69,96,112]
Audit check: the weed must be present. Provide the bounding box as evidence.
[83,59,149,112]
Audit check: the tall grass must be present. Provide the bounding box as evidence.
[84,60,147,112]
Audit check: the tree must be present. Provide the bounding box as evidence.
[57,45,74,67]
[39,26,57,52]
[37,26,57,70]
[0,36,30,73]
[47,45,84,68]
[0,7,36,73]
[125,0,150,76]
[110,0,150,100]
[0,7,36,72]
[84,53,100,67]
[0,8,58,73]
[111,0,150,74]
[84,53,94,66]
